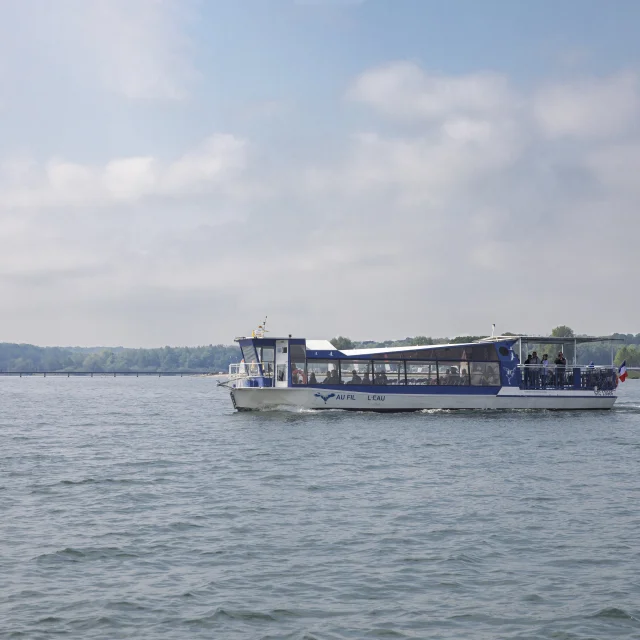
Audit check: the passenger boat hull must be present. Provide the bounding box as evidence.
[231,387,616,411]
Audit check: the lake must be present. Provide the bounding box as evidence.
[2,378,640,639]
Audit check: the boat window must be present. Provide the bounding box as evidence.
[260,346,274,377]
[470,362,500,386]
[438,361,470,386]
[406,361,438,385]
[375,349,437,361]
[290,344,307,385]
[306,360,339,385]
[241,343,258,364]
[436,346,469,361]
[373,361,405,385]
[339,360,372,385]
[470,344,499,361]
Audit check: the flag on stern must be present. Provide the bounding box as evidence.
[619,361,628,383]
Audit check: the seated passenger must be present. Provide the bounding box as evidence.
[363,372,371,384]
[292,365,306,384]
[309,372,317,384]
[350,369,362,384]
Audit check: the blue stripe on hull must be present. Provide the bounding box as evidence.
[303,384,499,395]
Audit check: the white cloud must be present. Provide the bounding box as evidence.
[0,135,248,209]
[0,0,198,103]
[533,72,639,139]
[1,57,640,345]
[347,61,514,120]
[77,0,199,100]
[585,143,640,195]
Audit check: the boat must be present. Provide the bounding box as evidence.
[220,328,622,411]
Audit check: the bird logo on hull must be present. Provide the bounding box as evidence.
[503,366,517,385]
[314,392,336,404]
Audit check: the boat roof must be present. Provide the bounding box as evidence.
[341,342,477,357]
[306,340,337,351]
[478,335,623,344]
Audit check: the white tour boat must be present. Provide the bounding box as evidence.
[220,329,622,411]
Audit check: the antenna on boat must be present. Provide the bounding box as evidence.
[491,323,496,338]
[253,316,269,339]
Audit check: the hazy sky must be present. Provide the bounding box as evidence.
[1,0,639,347]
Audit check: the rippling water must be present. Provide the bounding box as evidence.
[2,378,640,639]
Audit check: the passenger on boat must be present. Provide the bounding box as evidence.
[524,354,532,387]
[349,369,362,384]
[375,371,388,385]
[326,369,339,384]
[363,372,371,384]
[309,372,317,384]
[541,354,549,387]
[554,352,567,386]
[530,351,540,388]
[292,365,306,384]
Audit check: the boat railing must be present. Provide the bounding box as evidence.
[517,364,617,391]
[226,362,273,388]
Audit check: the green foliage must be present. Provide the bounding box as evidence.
[615,345,640,367]
[0,343,240,373]
[551,325,575,338]
[450,335,484,344]
[330,336,355,350]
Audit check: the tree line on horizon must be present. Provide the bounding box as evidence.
[1,326,639,372]
[0,343,241,373]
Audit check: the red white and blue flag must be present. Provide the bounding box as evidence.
[619,361,628,383]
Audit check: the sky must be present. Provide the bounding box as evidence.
[1,0,639,347]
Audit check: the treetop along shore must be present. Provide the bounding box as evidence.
[1,326,639,373]
[0,344,241,374]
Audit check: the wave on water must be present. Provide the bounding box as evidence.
[186,607,277,625]
[36,547,139,563]
[591,607,639,621]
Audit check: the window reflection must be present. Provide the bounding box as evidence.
[406,361,438,385]
[307,360,338,385]
[470,362,500,386]
[437,361,470,386]
[373,361,405,385]
[290,344,307,385]
[339,361,372,385]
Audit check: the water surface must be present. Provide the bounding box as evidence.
[2,378,640,639]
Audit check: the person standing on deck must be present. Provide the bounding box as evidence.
[554,352,567,387]
[540,354,549,387]
[530,351,541,388]
[524,354,532,388]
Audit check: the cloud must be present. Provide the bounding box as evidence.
[0,135,247,209]
[533,72,639,139]
[1,57,640,345]
[78,0,199,100]
[0,0,198,102]
[585,143,640,195]
[347,61,515,120]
